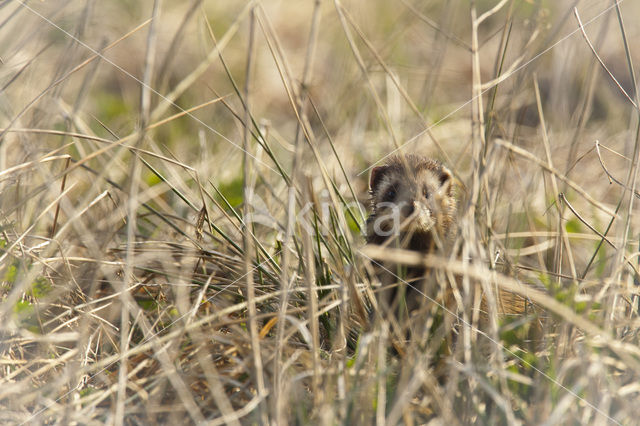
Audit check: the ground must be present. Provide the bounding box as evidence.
[1,1,640,424]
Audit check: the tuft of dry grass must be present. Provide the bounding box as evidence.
[1,0,640,424]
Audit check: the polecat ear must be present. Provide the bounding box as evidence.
[439,168,451,186]
[439,167,453,194]
[369,165,388,191]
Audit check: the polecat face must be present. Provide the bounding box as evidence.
[366,155,455,248]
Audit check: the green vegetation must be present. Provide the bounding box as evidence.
[1,0,639,424]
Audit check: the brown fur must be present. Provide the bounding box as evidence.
[366,155,456,317]
[366,154,455,250]
[365,154,542,350]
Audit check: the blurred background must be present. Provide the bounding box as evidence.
[1,0,640,424]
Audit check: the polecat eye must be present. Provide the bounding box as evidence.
[422,187,429,198]
[383,186,397,202]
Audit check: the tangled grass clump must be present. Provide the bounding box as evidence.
[1,0,640,424]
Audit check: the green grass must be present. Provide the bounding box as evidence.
[1,0,640,424]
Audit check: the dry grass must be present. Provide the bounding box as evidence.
[1,0,640,424]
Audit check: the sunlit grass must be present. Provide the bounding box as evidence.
[1,0,640,424]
